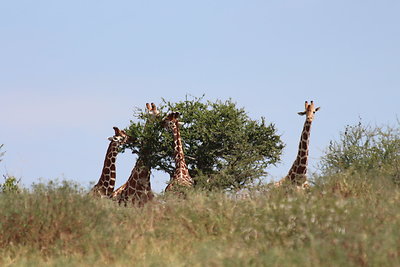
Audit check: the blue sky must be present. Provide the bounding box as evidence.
[1,1,399,192]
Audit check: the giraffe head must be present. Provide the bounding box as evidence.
[163,112,184,131]
[297,101,320,122]
[108,127,129,145]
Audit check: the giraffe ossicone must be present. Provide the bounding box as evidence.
[275,100,320,189]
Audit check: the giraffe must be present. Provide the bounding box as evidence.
[163,112,194,191]
[91,127,129,197]
[111,103,159,206]
[275,101,320,189]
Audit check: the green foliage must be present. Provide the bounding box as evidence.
[0,175,20,194]
[1,178,400,266]
[319,120,400,184]
[123,96,284,190]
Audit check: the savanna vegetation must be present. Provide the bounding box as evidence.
[1,105,400,266]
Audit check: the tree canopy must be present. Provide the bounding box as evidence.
[123,96,284,190]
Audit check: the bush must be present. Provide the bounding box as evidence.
[0,175,20,194]
[319,120,400,184]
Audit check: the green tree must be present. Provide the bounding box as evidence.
[123,96,284,190]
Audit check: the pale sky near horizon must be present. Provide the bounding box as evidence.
[1,1,399,193]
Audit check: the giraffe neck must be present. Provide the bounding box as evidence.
[93,140,119,197]
[287,119,312,184]
[173,123,188,170]
[167,122,193,190]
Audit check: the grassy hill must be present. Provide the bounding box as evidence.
[1,171,399,267]
[1,122,399,266]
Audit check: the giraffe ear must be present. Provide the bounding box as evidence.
[178,121,184,126]
[108,137,114,141]
[315,107,321,112]
[298,111,307,116]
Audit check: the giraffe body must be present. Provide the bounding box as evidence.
[276,101,320,189]
[163,112,194,191]
[112,103,159,206]
[112,159,154,206]
[91,127,129,197]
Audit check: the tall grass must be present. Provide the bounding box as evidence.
[1,175,399,267]
[1,121,399,266]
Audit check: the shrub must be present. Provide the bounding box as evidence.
[0,175,20,194]
[319,120,400,184]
